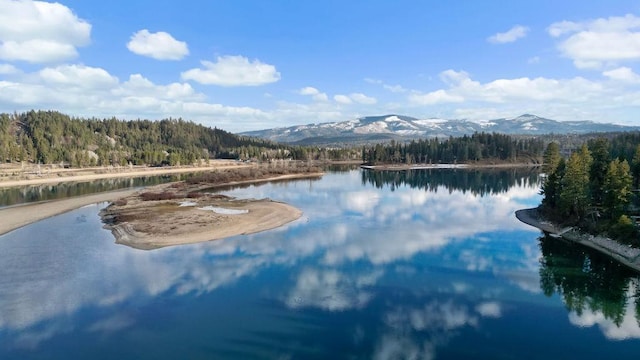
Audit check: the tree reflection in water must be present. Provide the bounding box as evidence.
[539,234,640,332]
[361,167,540,195]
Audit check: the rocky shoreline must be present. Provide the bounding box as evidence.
[516,207,640,273]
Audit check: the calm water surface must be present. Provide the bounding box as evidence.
[1,168,639,359]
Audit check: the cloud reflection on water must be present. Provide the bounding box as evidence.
[0,170,546,352]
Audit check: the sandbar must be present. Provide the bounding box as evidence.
[0,170,321,248]
[101,194,302,250]
[0,188,139,236]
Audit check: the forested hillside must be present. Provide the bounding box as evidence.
[0,111,359,166]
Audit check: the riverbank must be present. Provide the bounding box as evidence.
[363,163,540,171]
[0,160,249,188]
[516,208,640,273]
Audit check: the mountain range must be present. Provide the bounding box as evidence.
[240,114,640,146]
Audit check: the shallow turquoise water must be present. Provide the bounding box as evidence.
[1,169,639,359]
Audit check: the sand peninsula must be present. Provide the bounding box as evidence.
[100,167,323,250]
[0,164,323,249]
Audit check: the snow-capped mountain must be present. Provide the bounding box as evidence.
[239,114,640,145]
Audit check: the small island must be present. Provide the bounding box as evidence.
[100,166,323,250]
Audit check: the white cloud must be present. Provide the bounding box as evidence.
[549,14,640,69]
[0,0,91,63]
[127,29,189,61]
[181,55,280,86]
[39,64,118,90]
[298,86,328,102]
[334,94,352,104]
[350,93,377,104]
[488,25,529,44]
[114,74,204,101]
[603,67,640,83]
[409,69,614,110]
[409,89,464,105]
[0,64,272,132]
[334,92,377,105]
[0,63,18,74]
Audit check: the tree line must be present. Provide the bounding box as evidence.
[540,135,640,245]
[361,132,544,165]
[0,111,360,167]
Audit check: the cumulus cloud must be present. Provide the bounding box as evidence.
[127,29,189,60]
[0,0,91,63]
[409,89,464,105]
[0,63,18,74]
[298,86,328,102]
[548,14,640,69]
[488,25,529,44]
[409,69,612,108]
[181,55,280,86]
[0,64,270,131]
[39,64,118,90]
[334,92,377,105]
[603,66,640,83]
[333,94,352,104]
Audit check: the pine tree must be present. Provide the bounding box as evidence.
[559,145,592,221]
[603,159,633,219]
[542,142,561,174]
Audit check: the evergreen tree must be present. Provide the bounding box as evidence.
[559,145,592,221]
[542,142,561,174]
[603,159,633,219]
[588,138,611,206]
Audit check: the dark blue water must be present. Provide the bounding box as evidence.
[1,169,639,359]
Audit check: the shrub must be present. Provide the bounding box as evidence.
[139,192,177,201]
[609,215,639,246]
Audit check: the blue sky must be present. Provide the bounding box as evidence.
[1,0,639,132]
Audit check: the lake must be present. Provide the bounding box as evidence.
[1,168,639,359]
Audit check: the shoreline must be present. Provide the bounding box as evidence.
[0,161,248,189]
[0,188,139,236]
[516,208,640,273]
[362,163,541,171]
[0,172,322,238]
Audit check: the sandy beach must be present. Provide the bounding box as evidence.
[0,188,139,236]
[0,161,247,189]
[104,198,302,250]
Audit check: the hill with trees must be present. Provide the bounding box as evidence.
[0,110,360,167]
[539,133,640,246]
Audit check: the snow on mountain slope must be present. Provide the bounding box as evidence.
[239,114,640,144]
